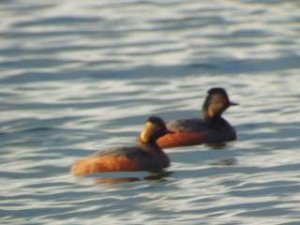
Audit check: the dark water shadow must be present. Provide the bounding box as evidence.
[209,158,238,166]
[93,171,173,185]
[205,142,231,149]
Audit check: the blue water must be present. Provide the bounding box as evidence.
[1,0,300,224]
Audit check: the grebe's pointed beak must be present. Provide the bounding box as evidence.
[229,101,239,106]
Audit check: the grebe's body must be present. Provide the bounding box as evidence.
[72,117,171,176]
[158,88,238,148]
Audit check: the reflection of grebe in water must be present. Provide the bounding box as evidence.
[71,116,172,176]
[94,171,173,185]
[158,88,238,148]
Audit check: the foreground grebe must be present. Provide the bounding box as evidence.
[71,116,172,176]
[157,88,238,148]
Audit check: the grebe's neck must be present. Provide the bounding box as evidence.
[202,108,224,123]
[137,137,162,153]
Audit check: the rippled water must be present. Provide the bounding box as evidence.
[1,0,300,224]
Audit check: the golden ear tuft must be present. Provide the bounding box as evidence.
[140,122,156,143]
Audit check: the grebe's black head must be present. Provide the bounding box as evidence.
[202,88,238,120]
[139,116,173,144]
